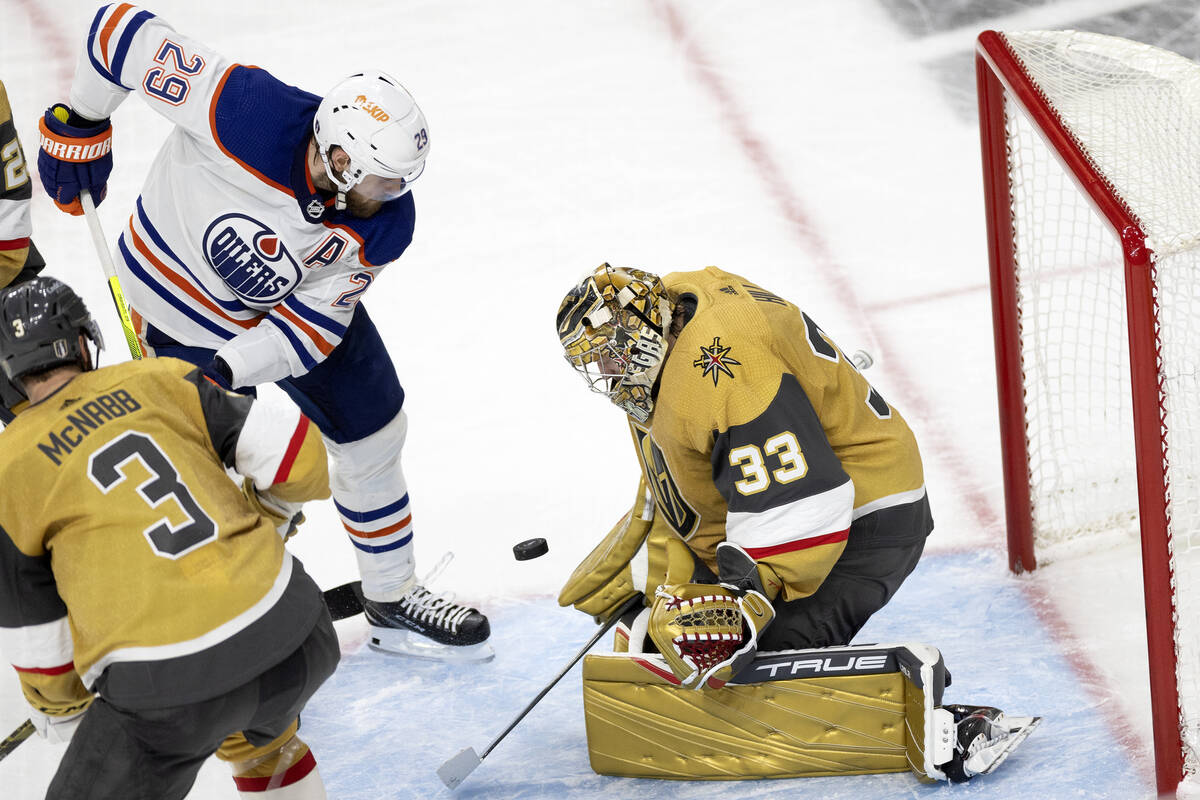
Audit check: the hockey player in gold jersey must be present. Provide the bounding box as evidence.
[557,264,931,659]
[555,265,1040,784]
[0,277,338,798]
[0,78,46,421]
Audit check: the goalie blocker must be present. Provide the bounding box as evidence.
[582,631,1039,784]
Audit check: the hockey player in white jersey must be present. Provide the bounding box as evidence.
[37,3,491,660]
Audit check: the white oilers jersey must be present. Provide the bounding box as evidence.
[69,5,416,386]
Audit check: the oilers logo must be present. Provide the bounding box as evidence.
[202,213,301,305]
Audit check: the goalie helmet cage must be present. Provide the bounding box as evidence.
[976,29,1200,794]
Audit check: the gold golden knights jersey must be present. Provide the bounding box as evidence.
[630,267,930,602]
[0,357,329,711]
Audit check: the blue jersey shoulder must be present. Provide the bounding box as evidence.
[211,66,319,187]
[330,194,416,267]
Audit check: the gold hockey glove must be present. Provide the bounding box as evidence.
[242,478,305,540]
[20,671,92,744]
[648,582,776,690]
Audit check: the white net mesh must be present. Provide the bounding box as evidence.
[999,29,1200,775]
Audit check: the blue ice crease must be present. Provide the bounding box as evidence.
[301,551,1151,799]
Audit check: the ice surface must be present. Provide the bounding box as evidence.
[0,0,1191,797]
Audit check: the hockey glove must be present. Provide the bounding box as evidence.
[29,704,89,744]
[242,478,305,540]
[200,357,235,391]
[648,582,775,690]
[37,104,113,216]
[715,540,782,600]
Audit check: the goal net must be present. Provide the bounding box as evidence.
[977,29,1200,794]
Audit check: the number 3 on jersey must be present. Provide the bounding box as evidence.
[88,431,218,559]
[729,431,807,495]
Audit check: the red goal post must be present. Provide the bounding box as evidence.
[976,29,1200,794]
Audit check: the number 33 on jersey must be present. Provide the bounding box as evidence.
[626,267,929,602]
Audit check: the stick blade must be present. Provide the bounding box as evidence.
[437,747,482,790]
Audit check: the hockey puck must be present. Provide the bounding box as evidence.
[513,537,549,561]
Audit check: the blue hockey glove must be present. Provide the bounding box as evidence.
[37,104,113,216]
[200,357,234,390]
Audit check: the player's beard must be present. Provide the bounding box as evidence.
[343,191,384,218]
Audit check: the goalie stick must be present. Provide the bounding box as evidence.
[0,582,363,762]
[437,593,644,790]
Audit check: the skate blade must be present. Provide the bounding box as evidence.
[967,715,1042,776]
[367,626,495,663]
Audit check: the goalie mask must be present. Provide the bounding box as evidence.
[313,70,429,210]
[555,264,672,422]
[0,277,103,393]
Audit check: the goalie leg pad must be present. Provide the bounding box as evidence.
[581,645,917,779]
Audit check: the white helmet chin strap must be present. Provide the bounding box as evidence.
[318,145,365,210]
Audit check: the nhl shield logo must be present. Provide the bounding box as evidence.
[202,213,302,305]
[306,199,325,220]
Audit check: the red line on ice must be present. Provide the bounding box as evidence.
[650,0,1149,780]
[14,0,75,96]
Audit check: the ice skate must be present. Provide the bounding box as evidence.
[355,555,494,662]
[939,704,1041,782]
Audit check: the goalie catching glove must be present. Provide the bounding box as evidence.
[648,581,774,690]
[647,542,778,689]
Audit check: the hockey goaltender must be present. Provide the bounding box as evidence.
[554,264,1039,784]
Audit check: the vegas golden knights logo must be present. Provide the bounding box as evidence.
[631,423,699,538]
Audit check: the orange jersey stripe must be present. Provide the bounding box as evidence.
[98,3,135,69]
[343,514,412,539]
[274,305,336,356]
[127,222,260,330]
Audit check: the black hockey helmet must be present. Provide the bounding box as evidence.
[0,277,103,387]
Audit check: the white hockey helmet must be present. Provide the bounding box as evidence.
[312,71,429,209]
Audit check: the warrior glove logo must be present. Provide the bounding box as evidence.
[202,213,301,305]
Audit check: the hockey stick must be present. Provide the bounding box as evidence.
[322,580,364,621]
[437,593,644,790]
[79,190,142,360]
[0,719,34,763]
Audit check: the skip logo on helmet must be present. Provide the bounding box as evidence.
[353,95,390,122]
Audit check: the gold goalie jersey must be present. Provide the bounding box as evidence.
[0,357,329,712]
[633,267,930,602]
